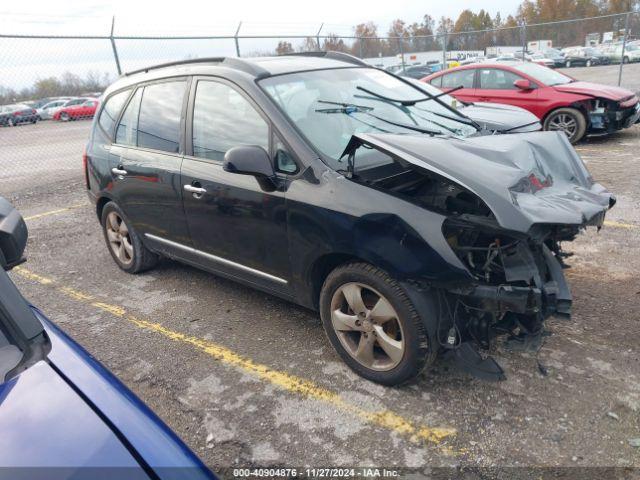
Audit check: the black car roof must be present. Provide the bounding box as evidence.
[122,51,367,79]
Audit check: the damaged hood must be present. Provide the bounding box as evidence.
[458,102,541,133]
[348,131,614,233]
[553,81,637,103]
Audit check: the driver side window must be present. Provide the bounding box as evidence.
[192,81,269,162]
[478,68,524,90]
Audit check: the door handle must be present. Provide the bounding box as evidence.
[111,167,128,176]
[184,184,207,195]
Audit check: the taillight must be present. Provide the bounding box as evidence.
[82,147,90,189]
[13,111,19,116]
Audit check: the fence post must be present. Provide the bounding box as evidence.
[521,20,527,61]
[398,37,405,72]
[618,12,630,86]
[234,22,242,57]
[442,31,447,70]
[110,16,122,75]
[358,35,364,58]
[316,23,323,50]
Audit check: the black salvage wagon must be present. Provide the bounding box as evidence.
[84,52,615,385]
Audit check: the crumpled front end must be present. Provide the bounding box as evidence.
[342,131,616,380]
[588,96,640,134]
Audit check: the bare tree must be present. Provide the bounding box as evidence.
[275,41,294,55]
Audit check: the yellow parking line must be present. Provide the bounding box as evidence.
[23,204,85,221]
[604,220,638,229]
[12,266,457,451]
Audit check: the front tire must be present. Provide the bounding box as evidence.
[319,262,436,385]
[565,60,571,68]
[60,112,70,122]
[543,107,587,144]
[586,59,592,67]
[101,201,158,273]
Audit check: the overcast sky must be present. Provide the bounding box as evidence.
[1,0,523,91]
[1,0,521,36]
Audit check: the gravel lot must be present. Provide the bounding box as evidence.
[2,63,640,476]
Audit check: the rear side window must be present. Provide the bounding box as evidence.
[137,81,186,153]
[441,69,475,89]
[478,68,523,90]
[116,88,142,146]
[98,90,130,135]
[192,81,268,161]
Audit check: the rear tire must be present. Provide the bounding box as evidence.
[623,56,629,64]
[586,59,592,67]
[565,60,571,68]
[60,112,70,122]
[543,107,587,144]
[7,118,15,127]
[101,201,158,274]
[319,262,436,385]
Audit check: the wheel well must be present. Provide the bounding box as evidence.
[543,105,588,126]
[96,196,111,221]
[309,253,363,310]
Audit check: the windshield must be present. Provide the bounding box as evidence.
[512,62,573,86]
[260,67,477,169]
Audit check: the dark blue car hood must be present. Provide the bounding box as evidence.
[0,309,214,479]
[0,360,143,470]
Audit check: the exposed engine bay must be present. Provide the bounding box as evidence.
[343,130,616,380]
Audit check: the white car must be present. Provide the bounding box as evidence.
[36,99,71,120]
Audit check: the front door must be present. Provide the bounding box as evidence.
[181,78,291,295]
[475,68,541,114]
[110,80,192,247]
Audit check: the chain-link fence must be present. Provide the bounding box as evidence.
[2,13,640,194]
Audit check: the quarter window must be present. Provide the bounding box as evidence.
[116,88,142,146]
[137,81,186,153]
[98,89,130,135]
[192,81,269,161]
[479,69,523,90]
[441,69,475,89]
[273,137,297,174]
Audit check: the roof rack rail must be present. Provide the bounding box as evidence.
[279,51,369,67]
[122,56,269,78]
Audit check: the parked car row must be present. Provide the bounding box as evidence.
[0,96,100,126]
[0,104,39,127]
[385,41,640,76]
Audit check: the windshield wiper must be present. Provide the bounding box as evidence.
[500,120,541,133]
[356,85,481,130]
[356,85,464,106]
[316,99,441,136]
[315,100,374,114]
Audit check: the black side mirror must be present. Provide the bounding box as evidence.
[0,197,28,271]
[223,145,274,178]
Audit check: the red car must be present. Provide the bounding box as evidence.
[423,62,640,143]
[53,98,99,122]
